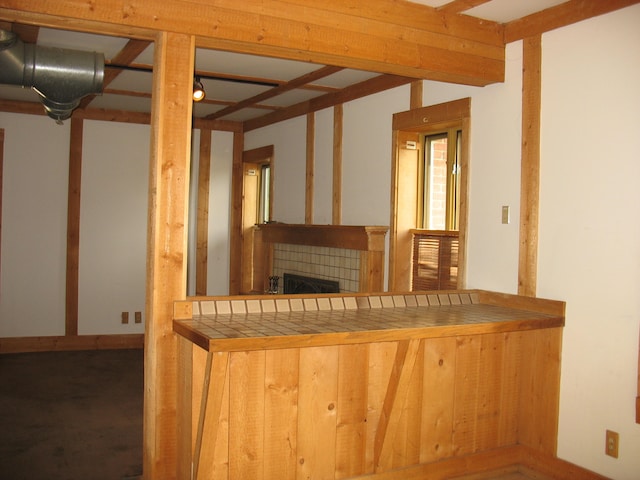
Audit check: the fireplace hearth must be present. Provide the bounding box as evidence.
[283,273,340,294]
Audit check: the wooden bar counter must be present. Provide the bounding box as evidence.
[174,290,565,480]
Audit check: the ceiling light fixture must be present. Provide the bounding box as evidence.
[192,76,205,102]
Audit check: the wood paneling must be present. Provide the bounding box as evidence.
[179,324,563,479]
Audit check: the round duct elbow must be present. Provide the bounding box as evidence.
[0,29,104,122]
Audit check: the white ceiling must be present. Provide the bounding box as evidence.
[407,0,566,22]
[0,1,570,123]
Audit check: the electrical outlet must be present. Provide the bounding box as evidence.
[121,312,129,324]
[134,311,142,323]
[605,430,619,458]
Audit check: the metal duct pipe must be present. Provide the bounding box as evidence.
[0,29,104,123]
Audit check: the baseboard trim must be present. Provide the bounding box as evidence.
[349,445,523,480]
[347,445,611,480]
[0,334,144,353]
[519,445,611,480]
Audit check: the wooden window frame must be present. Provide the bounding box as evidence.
[389,98,470,292]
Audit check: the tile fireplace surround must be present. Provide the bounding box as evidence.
[252,224,388,294]
[273,244,360,293]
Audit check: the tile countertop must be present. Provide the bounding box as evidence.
[173,290,565,353]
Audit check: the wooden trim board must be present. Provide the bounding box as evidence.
[0,334,144,353]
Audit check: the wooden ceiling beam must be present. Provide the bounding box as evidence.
[504,0,640,43]
[206,65,343,120]
[79,38,151,109]
[244,74,414,131]
[0,0,505,87]
[0,21,40,43]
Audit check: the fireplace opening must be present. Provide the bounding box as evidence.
[283,273,340,294]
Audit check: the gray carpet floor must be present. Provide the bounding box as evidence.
[0,349,143,480]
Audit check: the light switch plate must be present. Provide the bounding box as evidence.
[501,205,510,224]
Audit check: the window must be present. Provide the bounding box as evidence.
[419,129,462,231]
[257,164,271,224]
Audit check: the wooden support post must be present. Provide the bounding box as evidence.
[229,131,244,295]
[144,31,194,480]
[518,35,542,297]
[332,104,343,225]
[65,117,83,336]
[305,112,315,224]
[196,129,211,296]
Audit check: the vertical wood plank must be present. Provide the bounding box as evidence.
[297,346,339,480]
[335,344,369,479]
[518,35,542,297]
[374,338,421,472]
[65,117,83,336]
[474,333,503,452]
[196,129,211,296]
[143,31,194,480]
[264,348,299,480]
[420,337,456,463]
[305,112,315,224]
[229,350,266,479]
[452,335,481,455]
[213,357,231,479]
[517,328,562,455]
[498,332,522,446]
[177,336,193,480]
[389,130,420,292]
[332,104,343,225]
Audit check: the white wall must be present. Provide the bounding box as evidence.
[245,116,307,223]
[78,120,149,335]
[342,86,410,227]
[0,114,70,336]
[312,107,334,225]
[187,129,234,296]
[206,130,233,295]
[1,114,231,336]
[421,41,524,293]
[538,6,640,478]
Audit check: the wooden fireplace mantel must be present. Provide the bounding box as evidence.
[251,223,389,294]
[257,223,388,251]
